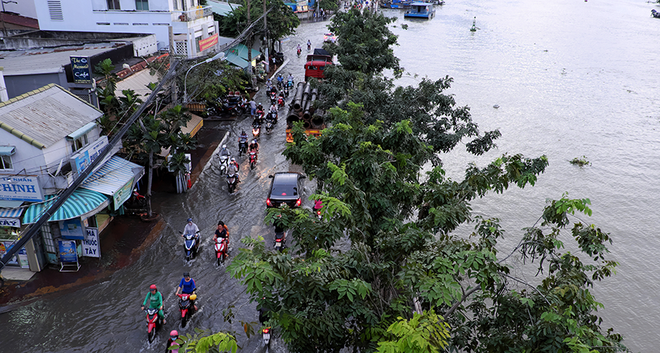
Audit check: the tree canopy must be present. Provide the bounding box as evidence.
[228,10,628,353]
[217,0,300,47]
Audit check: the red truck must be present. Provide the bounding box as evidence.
[304,48,334,80]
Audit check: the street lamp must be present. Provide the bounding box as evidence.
[183,51,225,103]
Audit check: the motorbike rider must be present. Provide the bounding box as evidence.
[182,218,200,247]
[175,272,198,311]
[248,138,259,155]
[141,284,165,324]
[269,103,278,114]
[266,78,272,90]
[307,39,312,50]
[227,162,239,184]
[296,43,302,54]
[287,73,294,85]
[219,144,231,159]
[167,330,180,353]
[239,130,249,152]
[229,157,239,172]
[258,297,271,325]
[276,74,284,88]
[213,221,230,248]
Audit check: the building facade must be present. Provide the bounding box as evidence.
[0,84,144,274]
[34,0,219,59]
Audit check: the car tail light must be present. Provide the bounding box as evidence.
[266,198,272,206]
[295,198,301,207]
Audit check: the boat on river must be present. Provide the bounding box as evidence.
[381,0,412,9]
[404,2,435,19]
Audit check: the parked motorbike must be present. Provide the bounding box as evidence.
[144,307,162,343]
[183,232,199,261]
[219,155,229,175]
[215,237,229,265]
[249,151,258,169]
[227,171,239,194]
[177,293,197,328]
[238,139,248,157]
[274,230,286,251]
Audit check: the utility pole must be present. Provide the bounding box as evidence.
[263,0,269,73]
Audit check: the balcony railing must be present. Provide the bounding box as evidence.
[173,5,213,22]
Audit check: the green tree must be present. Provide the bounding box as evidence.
[217,0,299,52]
[179,58,249,103]
[169,328,238,352]
[227,9,627,353]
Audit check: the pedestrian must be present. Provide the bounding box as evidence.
[250,99,257,116]
[271,56,277,72]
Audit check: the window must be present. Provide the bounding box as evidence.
[136,0,149,10]
[72,134,88,153]
[0,155,12,170]
[107,0,120,10]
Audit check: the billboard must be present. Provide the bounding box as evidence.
[70,136,109,174]
[199,34,219,52]
[58,240,78,263]
[70,56,92,84]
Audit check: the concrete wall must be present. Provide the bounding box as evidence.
[2,0,37,19]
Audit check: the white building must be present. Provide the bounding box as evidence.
[0,84,144,274]
[34,0,219,59]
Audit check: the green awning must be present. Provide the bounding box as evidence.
[207,0,240,16]
[66,122,97,141]
[23,188,110,224]
[0,146,16,155]
[226,44,260,62]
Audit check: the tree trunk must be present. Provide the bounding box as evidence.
[147,151,154,217]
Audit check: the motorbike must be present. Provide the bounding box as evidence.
[219,155,229,175]
[227,171,239,194]
[277,95,285,108]
[307,42,311,51]
[269,90,278,106]
[265,119,274,134]
[274,230,286,251]
[177,293,197,328]
[262,327,271,348]
[297,47,302,56]
[267,111,278,124]
[286,79,294,89]
[215,237,229,265]
[145,307,163,343]
[283,86,289,98]
[183,232,199,261]
[249,151,258,169]
[238,139,248,157]
[252,120,261,139]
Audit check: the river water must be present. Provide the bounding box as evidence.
[0,1,658,352]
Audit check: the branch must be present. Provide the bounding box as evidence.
[501,273,551,305]
[443,286,479,317]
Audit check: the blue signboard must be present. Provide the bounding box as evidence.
[70,56,92,84]
[60,219,85,240]
[58,240,78,263]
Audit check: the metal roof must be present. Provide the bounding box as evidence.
[0,84,103,149]
[22,188,110,224]
[115,69,161,99]
[80,156,144,197]
[0,45,117,76]
[208,0,241,16]
[0,206,23,218]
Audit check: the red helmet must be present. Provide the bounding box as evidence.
[170,330,178,337]
[149,284,157,290]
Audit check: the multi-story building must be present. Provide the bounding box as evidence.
[34,0,219,59]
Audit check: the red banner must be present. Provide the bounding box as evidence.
[198,34,218,52]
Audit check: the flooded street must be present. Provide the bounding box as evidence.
[2,0,659,350]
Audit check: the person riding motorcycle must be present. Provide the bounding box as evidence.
[239,130,249,153]
[296,44,302,55]
[167,330,180,353]
[265,78,272,90]
[276,74,284,88]
[219,144,231,159]
[227,162,239,185]
[287,73,294,85]
[269,103,278,113]
[182,218,200,247]
[141,284,165,324]
[307,39,312,50]
[249,139,259,154]
[229,157,239,172]
[213,221,230,249]
[176,272,197,311]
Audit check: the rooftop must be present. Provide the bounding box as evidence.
[0,84,102,148]
[0,43,120,75]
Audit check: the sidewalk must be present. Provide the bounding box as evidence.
[0,122,228,308]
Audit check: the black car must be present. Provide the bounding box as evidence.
[266,172,304,208]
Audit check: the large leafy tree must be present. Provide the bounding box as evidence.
[218,0,299,52]
[228,9,627,353]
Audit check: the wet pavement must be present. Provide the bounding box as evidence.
[0,17,335,353]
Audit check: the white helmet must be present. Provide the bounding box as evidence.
[231,157,235,162]
[222,144,227,148]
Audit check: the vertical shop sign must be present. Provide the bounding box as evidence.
[58,240,78,263]
[70,56,92,84]
[82,227,100,258]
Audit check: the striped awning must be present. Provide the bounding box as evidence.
[81,156,144,196]
[23,189,110,224]
[0,206,23,218]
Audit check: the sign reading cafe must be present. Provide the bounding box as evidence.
[0,176,44,202]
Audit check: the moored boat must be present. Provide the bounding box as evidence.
[404,2,435,19]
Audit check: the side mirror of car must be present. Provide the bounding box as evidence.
[268,175,274,178]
